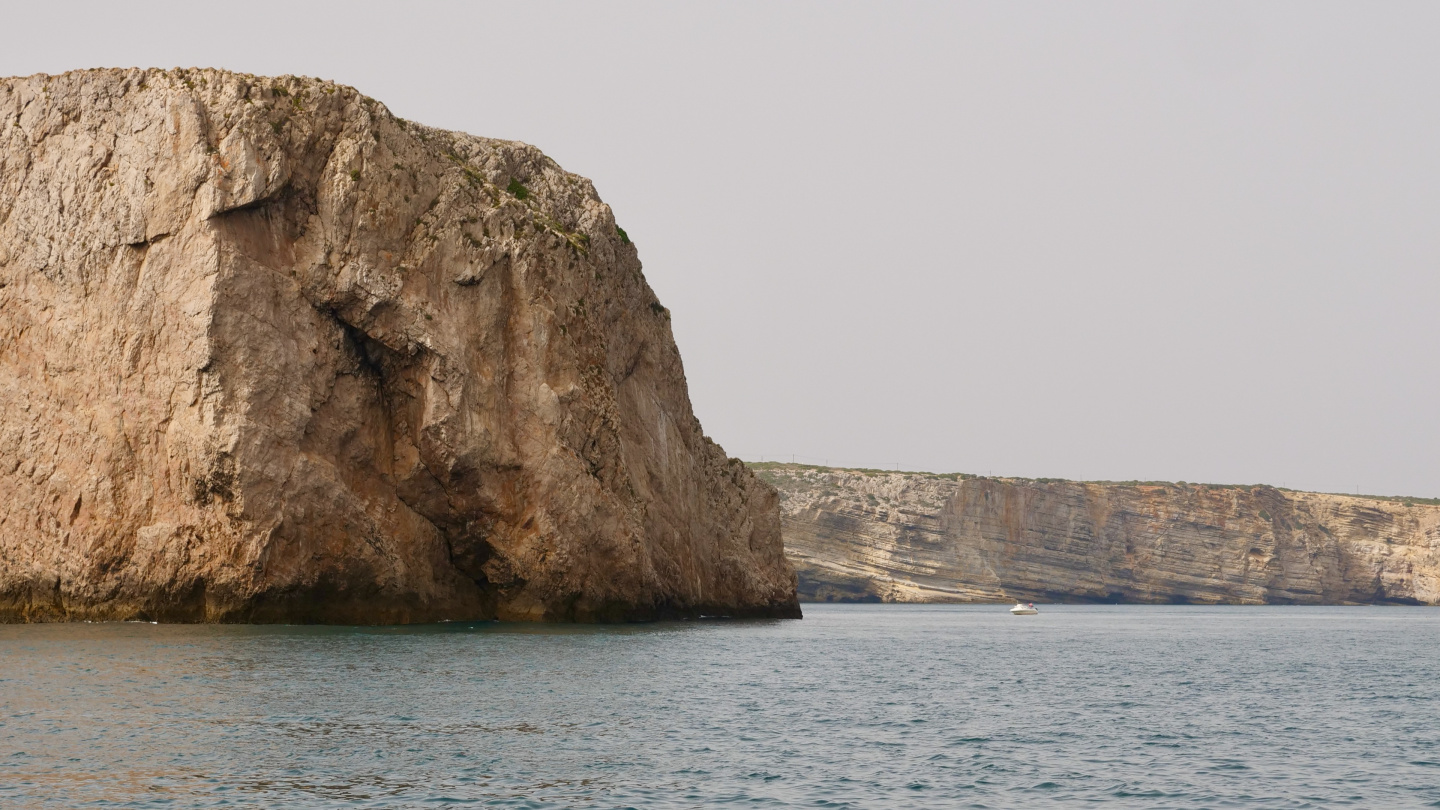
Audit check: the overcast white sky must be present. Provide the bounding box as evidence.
[6,2,1437,496]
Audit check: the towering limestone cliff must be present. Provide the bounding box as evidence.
[755,464,1440,605]
[0,68,799,622]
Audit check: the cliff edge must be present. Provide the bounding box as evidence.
[0,68,799,622]
[755,464,1440,605]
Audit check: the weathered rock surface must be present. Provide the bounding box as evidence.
[0,68,799,623]
[754,464,1440,605]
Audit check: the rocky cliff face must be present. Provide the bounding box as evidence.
[0,68,798,623]
[754,464,1440,605]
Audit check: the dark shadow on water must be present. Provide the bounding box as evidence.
[335,615,790,638]
[0,615,791,641]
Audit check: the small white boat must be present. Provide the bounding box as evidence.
[1010,602,1039,615]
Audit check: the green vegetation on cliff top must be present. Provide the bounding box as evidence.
[744,461,1440,506]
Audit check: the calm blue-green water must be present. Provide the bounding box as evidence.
[2,604,1439,808]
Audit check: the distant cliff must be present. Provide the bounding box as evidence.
[753,464,1440,605]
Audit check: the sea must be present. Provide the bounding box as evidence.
[2,604,1438,808]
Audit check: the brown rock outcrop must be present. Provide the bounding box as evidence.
[755,464,1440,605]
[0,68,799,622]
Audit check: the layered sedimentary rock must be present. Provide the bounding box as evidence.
[754,464,1440,605]
[0,68,798,622]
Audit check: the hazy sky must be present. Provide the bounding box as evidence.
[6,2,1437,496]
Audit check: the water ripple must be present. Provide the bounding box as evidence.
[1,605,1439,807]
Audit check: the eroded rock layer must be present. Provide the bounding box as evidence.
[0,68,799,622]
[754,464,1440,605]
